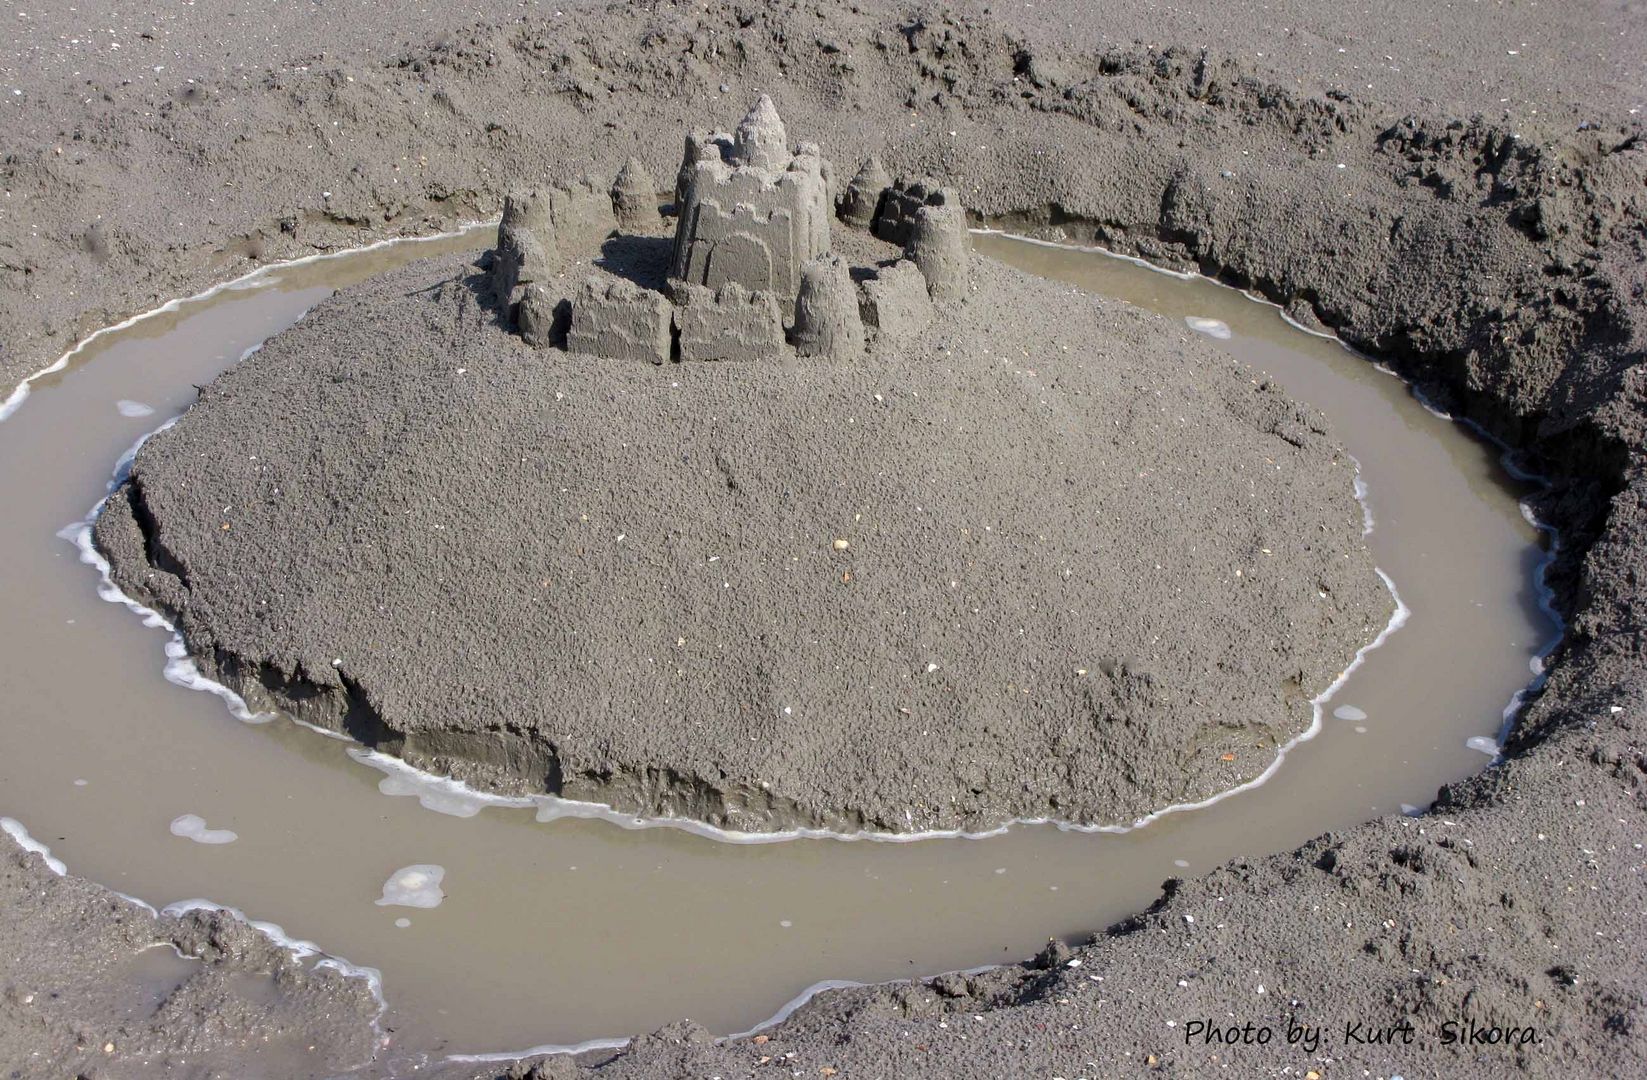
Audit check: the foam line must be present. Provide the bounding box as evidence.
[349,746,536,817]
[1350,454,1375,535]
[969,226,1199,280]
[161,898,387,1024]
[442,1036,634,1064]
[0,222,491,427]
[1276,303,1343,341]
[725,979,867,1039]
[726,963,1002,1041]
[444,963,1006,1065]
[1,816,68,875]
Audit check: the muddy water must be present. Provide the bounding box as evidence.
[0,229,1555,1063]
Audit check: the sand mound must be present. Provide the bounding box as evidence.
[96,224,1387,833]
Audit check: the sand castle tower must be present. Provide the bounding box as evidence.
[495,94,969,363]
[670,95,832,309]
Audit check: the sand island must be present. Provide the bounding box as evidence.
[93,97,1389,834]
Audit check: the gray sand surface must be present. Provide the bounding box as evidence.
[93,232,1386,834]
[0,839,382,1076]
[1,1,1644,1077]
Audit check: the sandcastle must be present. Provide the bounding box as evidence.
[670,93,832,303]
[488,95,972,363]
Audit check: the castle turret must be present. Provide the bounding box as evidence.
[670,96,832,313]
[732,93,789,171]
[612,158,662,232]
[838,156,890,229]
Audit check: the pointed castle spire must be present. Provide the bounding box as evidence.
[731,93,789,171]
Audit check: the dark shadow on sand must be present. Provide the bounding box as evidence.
[595,234,673,292]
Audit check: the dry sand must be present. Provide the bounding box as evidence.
[1,1,1644,1077]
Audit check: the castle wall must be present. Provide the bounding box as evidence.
[566,278,673,364]
[669,135,830,307]
[672,282,785,362]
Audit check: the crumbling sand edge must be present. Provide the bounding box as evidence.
[0,815,389,1072]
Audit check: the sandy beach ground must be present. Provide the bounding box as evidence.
[2,2,1643,1077]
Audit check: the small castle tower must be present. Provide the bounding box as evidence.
[670,95,832,309]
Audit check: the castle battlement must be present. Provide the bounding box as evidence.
[491,93,969,366]
[669,96,832,308]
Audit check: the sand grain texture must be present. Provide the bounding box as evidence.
[1,0,1644,1077]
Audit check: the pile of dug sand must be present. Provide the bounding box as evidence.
[95,196,1388,835]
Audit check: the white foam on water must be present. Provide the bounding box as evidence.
[1,816,68,875]
[968,227,1199,280]
[376,776,484,818]
[1184,316,1232,339]
[0,222,491,429]
[348,747,531,818]
[1466,735,1501,757]
[116,399,156,418]
[377,865,446,909]
[442,962,997,1066]
[1350,456,1376,535]
[169,813,239,845]
[443,1034,634,1064]
[161,898,386,1019]
[1275,304,1343,341]
[1416,392,1453,420]
[1332,705,1368,722]
[394,917,412,929]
